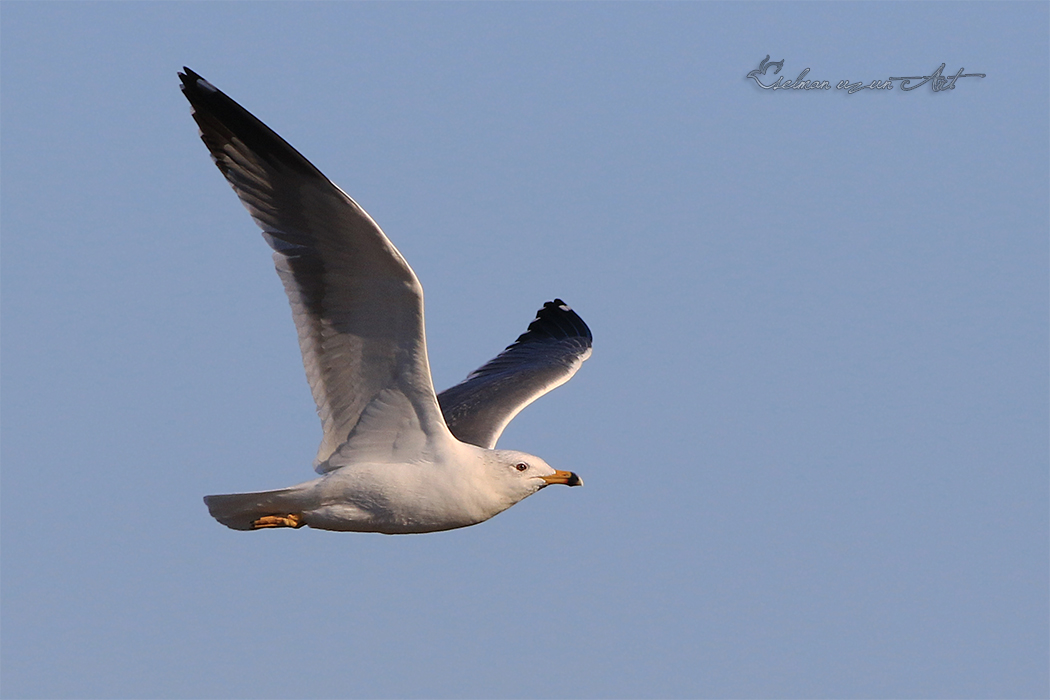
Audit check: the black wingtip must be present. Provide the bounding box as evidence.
[179,67,222,103]
[509,299,592,348]
[177,67,323,180]
[179,66,201,88]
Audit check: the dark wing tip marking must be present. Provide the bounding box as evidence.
[507,299,593,350]
[178,67,321,181]
[178,66,204,88]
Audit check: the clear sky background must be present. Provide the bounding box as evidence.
[2,3,1047,698]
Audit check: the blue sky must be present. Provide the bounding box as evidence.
[2,2,1046,698]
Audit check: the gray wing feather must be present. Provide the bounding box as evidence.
[180,68,448,470]
[437,300,592,449]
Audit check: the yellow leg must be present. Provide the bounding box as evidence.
[251,513,305,529]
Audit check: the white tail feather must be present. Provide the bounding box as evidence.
[204,485,313,530]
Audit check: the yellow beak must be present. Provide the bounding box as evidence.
[541,470,583,487]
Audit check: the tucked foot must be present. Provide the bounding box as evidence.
[251,514,305,529]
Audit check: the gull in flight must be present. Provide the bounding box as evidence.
[180,68,591,534]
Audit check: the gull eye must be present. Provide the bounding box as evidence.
[515,462,528,472]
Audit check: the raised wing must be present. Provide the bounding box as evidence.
[437,300,592,449]
[180,68,450,470]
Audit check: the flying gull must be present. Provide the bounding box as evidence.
[180,68,591,534]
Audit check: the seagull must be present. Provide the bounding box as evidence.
[180,68,591,534]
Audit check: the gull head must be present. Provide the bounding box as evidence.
[485,449,582,507]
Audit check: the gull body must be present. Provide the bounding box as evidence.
[180,69,590,534]
[208,447,571,534]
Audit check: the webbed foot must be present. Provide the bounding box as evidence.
[251,514,305,529]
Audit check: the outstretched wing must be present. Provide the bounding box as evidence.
[180,68,450,470]
[437,300,592,449]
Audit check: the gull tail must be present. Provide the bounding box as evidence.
[204,484,314,531]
